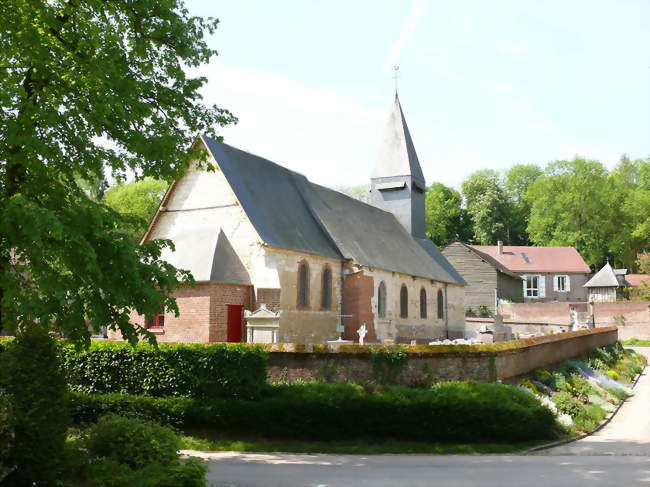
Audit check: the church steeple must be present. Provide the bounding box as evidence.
[370,94,426,238]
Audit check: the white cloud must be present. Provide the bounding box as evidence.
[383,0,428,72]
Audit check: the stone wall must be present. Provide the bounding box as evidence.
[593,302,650,339]
[264,326,618,385]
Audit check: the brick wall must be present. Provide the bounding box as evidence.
[342,268,377,343]
[256,288,281,313]
[108,282,252,343]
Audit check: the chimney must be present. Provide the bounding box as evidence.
[497,241,504,254]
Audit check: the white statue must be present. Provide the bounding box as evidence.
[357,324,368,345]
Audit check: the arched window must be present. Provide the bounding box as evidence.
[437,289,444,319]
[297,260,309,308]
[420,288,427,319]
[400,285,408,318]
[321,266,332,309]
[378,281,387,318]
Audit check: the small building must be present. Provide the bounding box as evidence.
[444,242,591,304]
[584,262,631,302]
[442,242,523,315]
[108,94,466,345]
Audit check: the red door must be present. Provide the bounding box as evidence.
[226,305,244,342]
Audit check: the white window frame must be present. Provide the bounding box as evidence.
[523,274,545,299]
[554,275,570,293]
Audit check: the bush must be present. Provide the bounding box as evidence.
[0,389,14,483]
[552,392,584,418]
[0,326,69,486]
[574,404,606,432]
[85,415,180,469]
[70,381,556,443]
[83,416,207,487]
[57,341,268,400]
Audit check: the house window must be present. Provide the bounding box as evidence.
[420,288,427,319]
[400,285,408,318]
[297,260,310,308]
[321,266,332,309]
[554,275,569,293]
[437,289,444,319]
[378,281,387,318]
[145,314,164,329]
[525,275,539,297]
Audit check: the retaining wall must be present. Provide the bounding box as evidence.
[264,326,618,385]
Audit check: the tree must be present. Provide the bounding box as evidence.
[525,158,616,268]
[425,182,471,247]
[0,1,235,345]
[504,164,542,245]
[608,156,649,269]
[103,178,169,239]
[461,170,512,245]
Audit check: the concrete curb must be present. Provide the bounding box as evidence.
[523,364,646,454]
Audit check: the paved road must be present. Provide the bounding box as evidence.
[191,348,650,487]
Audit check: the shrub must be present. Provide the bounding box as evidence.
[70,381,556,443]
[533,369,557,390]
[58,341,268,399]
[83,416,207,487]
[85,415,180,469]
[552,392,584,418]
[574,404,606,432]
[0,389,14,483]
[570,376,597,403]
[371,346,407,385]
[0,326,69,486]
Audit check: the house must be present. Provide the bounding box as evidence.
[108,95,466,345]
[441,242,523,315]
[444,242,591,305]
[584,262,631,302]
[626,274,650,288]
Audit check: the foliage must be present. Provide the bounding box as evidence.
[551,392,584,418]
[425,182,471,246]
[103,178,169,239]
[477,304,490,317]
[0,326,69,486]
[504,164,542,245]
[370,346,407,385]
[461,170,512,245]
[85,415,180,469]
[0,0,235,346]
[0,389,14,483]
[630,253,650,300]
[621,337,650,347]
[81,415,207,487]
[525,158,617,268]
[71,381,556,443]
[58,340,268,399]
[574,404,606,432]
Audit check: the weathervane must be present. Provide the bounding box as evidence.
[393,65,400,93]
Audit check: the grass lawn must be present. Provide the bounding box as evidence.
[178,430,550,455]
[622,338,650,347]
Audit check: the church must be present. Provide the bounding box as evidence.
[110,95,466,344]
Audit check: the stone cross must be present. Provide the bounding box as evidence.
[357,324,368,345]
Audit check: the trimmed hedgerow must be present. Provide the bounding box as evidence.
[70,381,556,443]
[58,341,268,400]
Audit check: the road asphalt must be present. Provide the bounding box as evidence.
[188,347,650,487]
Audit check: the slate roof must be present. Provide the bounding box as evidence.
[372,94,425,186]
[470,245,590,273]
[201,136,465,285]
[160,228,251,285]
[584,262,630,288]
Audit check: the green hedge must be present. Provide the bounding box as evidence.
[70,381,556,443]
[0,339,268,400]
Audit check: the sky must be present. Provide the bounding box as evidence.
[186,0,649,189]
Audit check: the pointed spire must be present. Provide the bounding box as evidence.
[372,96,425,185]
